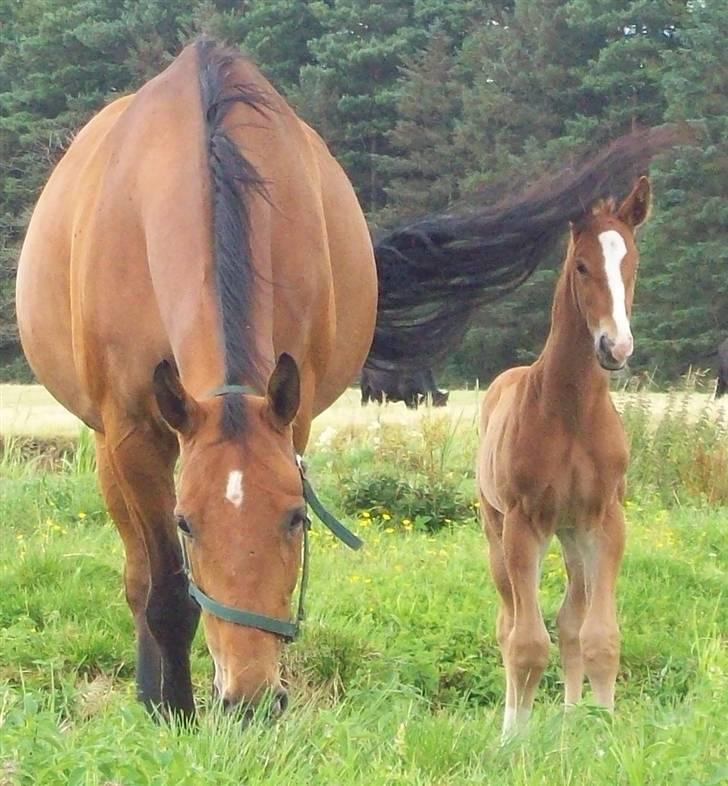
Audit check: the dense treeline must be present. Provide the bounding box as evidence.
[1,0,726,383]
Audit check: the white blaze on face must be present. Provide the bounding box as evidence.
[225,470,244,508]
[598,229,633,359]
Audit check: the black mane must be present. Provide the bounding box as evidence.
[196,37,269,436]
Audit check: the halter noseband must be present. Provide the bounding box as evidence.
[176,385,363,642]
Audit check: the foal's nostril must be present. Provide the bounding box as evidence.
[599,334,613,355]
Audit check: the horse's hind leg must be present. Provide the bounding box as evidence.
[103,418,200,719]
[555,529,588,706]
[577,503,626,711]
[500,506,551,736]
[96,434,162,710]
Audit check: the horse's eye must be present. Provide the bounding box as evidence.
[176,514,192,535]
[289,510,309,533]
[575,261,588,275]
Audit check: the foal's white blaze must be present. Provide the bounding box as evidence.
[598,230,633,358]
[225,470,244,508]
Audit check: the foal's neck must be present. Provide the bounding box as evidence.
[536,269,610,420]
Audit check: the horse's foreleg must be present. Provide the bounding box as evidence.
[555,529,588,706]
[577,504,625,711]
[96,435,162,711]
[105,418,200,719]
[481,500,516,736]
[501,507,551,737]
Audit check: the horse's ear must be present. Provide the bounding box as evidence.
[617,176,651,229]
[265,353,300,430]
[153,360,200,435]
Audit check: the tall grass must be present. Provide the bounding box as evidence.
[1,389,726,784]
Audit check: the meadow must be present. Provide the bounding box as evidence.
[1,385,726,785]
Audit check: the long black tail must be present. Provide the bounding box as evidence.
[369,127,682,369]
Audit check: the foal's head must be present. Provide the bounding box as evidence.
[568,176,651,370]
[153,353,304,714]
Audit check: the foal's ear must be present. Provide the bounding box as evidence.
[153,360,201,435]
[618,176,651,229]
[265,353,300,430]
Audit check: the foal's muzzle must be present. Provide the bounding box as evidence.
[596,333,632,371]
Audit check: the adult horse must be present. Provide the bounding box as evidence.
[360,366,449,408]
[16,38,674,719]
[476,178,651,738]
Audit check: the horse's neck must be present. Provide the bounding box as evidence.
[535,272,609,420]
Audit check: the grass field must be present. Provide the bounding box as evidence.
[1,385,727,785]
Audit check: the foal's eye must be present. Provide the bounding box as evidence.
[575,261,588,275]
[175,514,192,535]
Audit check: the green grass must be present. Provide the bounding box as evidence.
[1,392,727,785]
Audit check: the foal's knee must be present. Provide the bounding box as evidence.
[580,623,620,674]
[509,629,551,676]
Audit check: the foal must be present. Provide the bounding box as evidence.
[476,177,651,737]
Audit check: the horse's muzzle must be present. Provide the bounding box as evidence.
[597,333,630,371]
[221,687,289,720]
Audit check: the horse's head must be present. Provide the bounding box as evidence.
[433,389,450,407]
[153,353,304,714]
[568,176,651,371]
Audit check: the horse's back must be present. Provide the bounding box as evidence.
[17,43,376,435]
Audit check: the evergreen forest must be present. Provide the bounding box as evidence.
[1,0,726,383]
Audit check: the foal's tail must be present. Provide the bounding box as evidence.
[368,126,683,369]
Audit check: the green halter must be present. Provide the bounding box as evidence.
[177,386,363,642]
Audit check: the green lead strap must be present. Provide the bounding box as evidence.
[301,475,363,550]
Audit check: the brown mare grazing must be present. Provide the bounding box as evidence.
[476,177,652,738]
[16,36,673,719]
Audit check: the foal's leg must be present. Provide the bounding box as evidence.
[96,435,162,709]
[104,417,200,718]
[501,507,551,736]
[555,529,588,706]
[480,499,516,730]
[578,504,626,710]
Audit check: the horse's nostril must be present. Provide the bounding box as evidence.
[273,688,289,715]
[599,334,612,354]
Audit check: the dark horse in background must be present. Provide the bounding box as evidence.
[717,338,728,398]
[360,365,449,408]
[15,36,678,719]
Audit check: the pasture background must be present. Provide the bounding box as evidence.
[1,385,727,785]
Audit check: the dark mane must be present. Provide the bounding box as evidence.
[196,37,269,436]
[369,126,684,369]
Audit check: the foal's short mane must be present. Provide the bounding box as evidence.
[196,37,269,437]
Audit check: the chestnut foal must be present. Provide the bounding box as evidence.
[476,177,651,737]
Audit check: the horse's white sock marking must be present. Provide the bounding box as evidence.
[225,470,244,508]
[598,230,632,355]
[502,705,531,739]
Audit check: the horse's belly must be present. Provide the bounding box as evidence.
[16,204,102,430]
